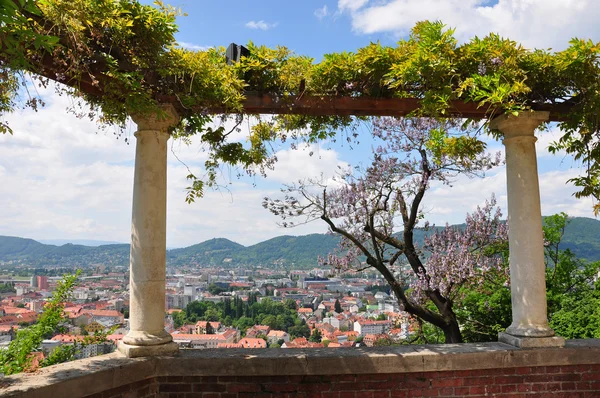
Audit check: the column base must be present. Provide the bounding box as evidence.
[505,324,555,338]
[122,330,173,346]
[498,332,565,348]
[118,341,179,358]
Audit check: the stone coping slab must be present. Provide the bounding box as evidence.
[2,339,600,397]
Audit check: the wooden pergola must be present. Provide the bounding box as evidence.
[16,42,570,357]
[192,94,573,121]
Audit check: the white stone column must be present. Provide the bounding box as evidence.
[118,105,179,357]
[491,111,564,348]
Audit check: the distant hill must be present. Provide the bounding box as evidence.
[38,239,124,246]
[167,238,246,265]
[559,217,600,260]
[0,216,598,269]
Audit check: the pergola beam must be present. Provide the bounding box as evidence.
[182,94,573,121]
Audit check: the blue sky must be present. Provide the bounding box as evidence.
[1,0,599,248]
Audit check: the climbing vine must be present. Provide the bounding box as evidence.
[1,1,599,210]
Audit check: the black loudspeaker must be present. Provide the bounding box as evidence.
[226,43,250,65]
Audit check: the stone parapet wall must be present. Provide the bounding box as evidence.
[2,340,600,398]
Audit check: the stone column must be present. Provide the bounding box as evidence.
[491,111,564,348]
[118,105,179,357]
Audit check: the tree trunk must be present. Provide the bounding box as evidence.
[441,317,463,344]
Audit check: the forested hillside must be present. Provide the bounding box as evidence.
[0,217,598,269]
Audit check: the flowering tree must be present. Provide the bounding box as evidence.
[264,117,507,343]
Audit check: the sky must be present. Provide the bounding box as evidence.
[1,0,599,248]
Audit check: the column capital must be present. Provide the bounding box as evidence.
[490,111,549,139]
[132,103,180,132]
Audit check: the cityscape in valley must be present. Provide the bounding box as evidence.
[1,215,599,366]
[0,236,413,362]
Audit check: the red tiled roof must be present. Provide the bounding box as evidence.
[87,309,124,318]
[238,338,267,348]
[171,333,226,341]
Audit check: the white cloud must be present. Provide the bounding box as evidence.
[337,0,600,50]
[177,41,211,51]
[424,165,596,227]
[267,144,348,184]
[314,5,330,20]
[245,20,278,31]
[0,92,341,247]
[1,84,596,249]
[338,0,369,12]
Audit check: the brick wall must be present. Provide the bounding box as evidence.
[85,377,159,398]
[138,364,600,397]
[7,342,600,398]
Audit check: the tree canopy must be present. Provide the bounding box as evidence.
[2,1,600,209]
[264,117,507,343]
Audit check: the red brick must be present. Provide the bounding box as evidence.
[453,369,494,378]
[398,379,430,390]
[464,376,492,386]
[332,383,365,392]
[431,378,462,388]
[297,383,331,393]
[485,385,502,394]
[227,384,263,393]
[531,383,546,392]
[553,373,582,382]
[469,386,486,395]
[355,392,373,398]
[502,368,516,375]
[546,382,562,392]
[186,377,218,383]
[390,392,408,398]
[304,376,329,383]
[582,373,600,381]
[363,374,391,382]
[162,393,186,398]
[337,375,358,382]
[407,391,423,397]
[561,382,577,390]
[546,366,562,374]
[524,374,552,383]
[515,367,532,375]
[501,384,517,393]
[494,375,525,384]
[193,384,226,393]
[569,365,593,373]
[453,387,469,395]
[200,394,219,398]
[366,380,401,390]
[286,376,303,384]
[372,392,390,398]
[159,376,185,383]
[321,393,340,398]
[159,384,191,393]
[339,392,357,398]
[265,384,300,393]
[517,383,532,393]
[554,393,584,398]
[422,389,438,397]
[576,381,591,390]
